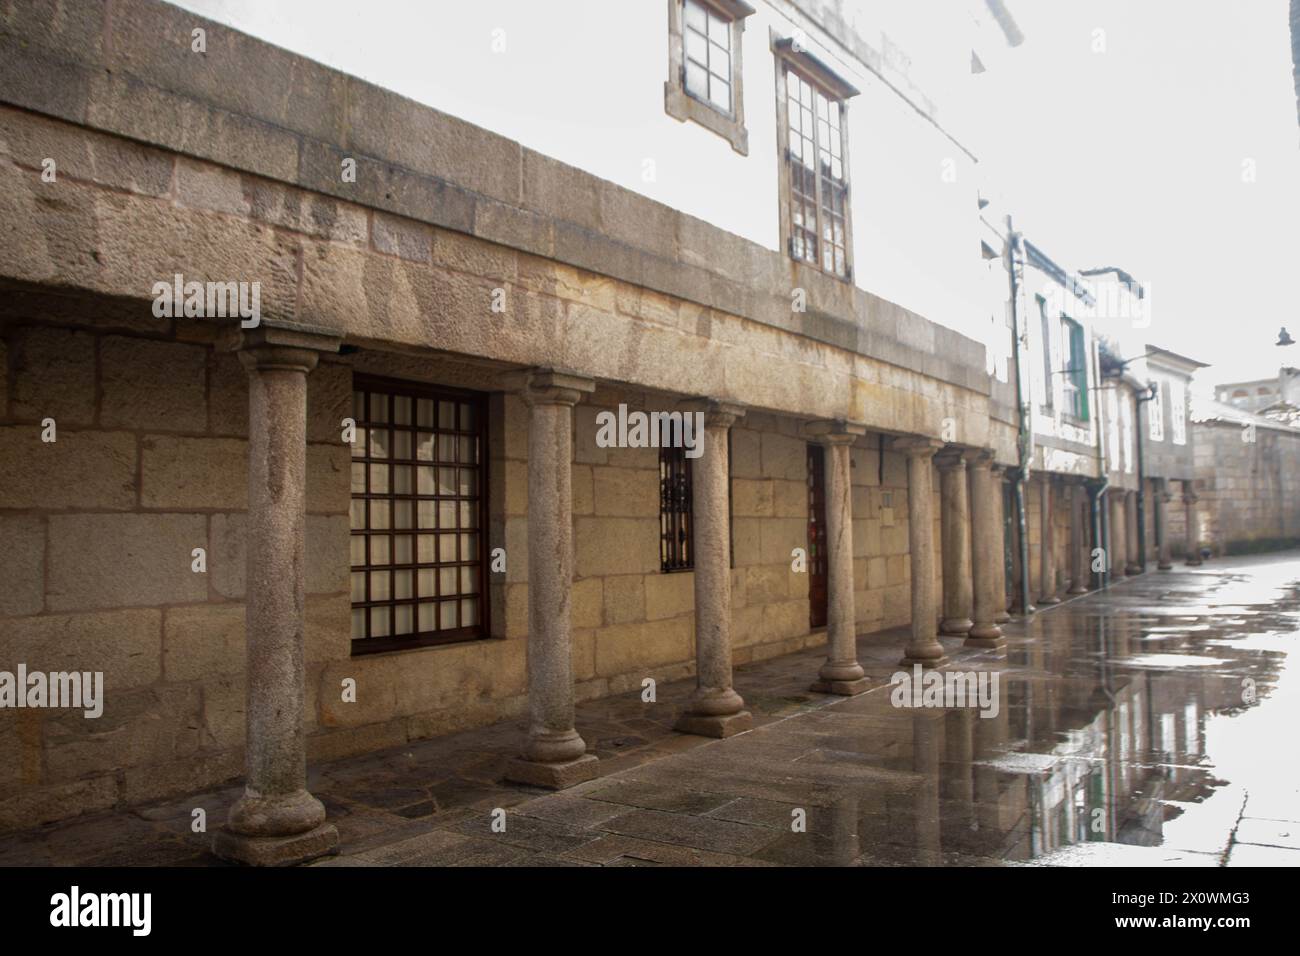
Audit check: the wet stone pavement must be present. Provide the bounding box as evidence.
[3,552,1299,867]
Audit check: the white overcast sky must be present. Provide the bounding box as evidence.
[972,0,1300,389]
[171,0,1300,390]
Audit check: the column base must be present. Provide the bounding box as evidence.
[1157,561,1173,570]
[994,610,1012,624]
[964,632,1007,651]
[899,645,948,669]
[810,676,871,696]
[1125,565,1142,576]
[1068,584,1088,594]
[940,617,973,636]
[1038,595,1061,605]
[212,823,339,867]
[505,753,599,790]
[675,710,753,738]
[1185,559,1202,567]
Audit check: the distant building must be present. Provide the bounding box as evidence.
[1214,367,1300,416]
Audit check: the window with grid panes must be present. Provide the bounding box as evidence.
[785,67,850,278]
[349,378,488,654]
[683,0,733,113]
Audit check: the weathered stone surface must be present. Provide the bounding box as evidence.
[2,608,162,689]
[163,603,245,681]
[0,104,173,196]
[0,515,44,616]
[595,618,692,677]
[644,571,694,621]
[0,426,136,509]
[175,156,368,243]
[372,211,432,262]
[44,683,202,781]
[575,517,659,577]
[46,513,208,610]
[7,326,96,424]
[603,575,646,626]
[142,435,247,509]
[100,337,208,432]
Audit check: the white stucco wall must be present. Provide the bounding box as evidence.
[167,0,992,345]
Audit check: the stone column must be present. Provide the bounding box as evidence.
[1068,483,1088,593]
[1156,481,1173,569]
[213,326,340,867]
[505,369,599,788]
[937,450,974,636]
[1184,484,1202,566]
[1109,492,1126,579]
[897,438,947,667]
[1125,490,1141,575]
[991,466,1012,623]
[1038,475,1060,604]
[967,451,1005,649]
[676,400,753,735]
[806,421,870,695]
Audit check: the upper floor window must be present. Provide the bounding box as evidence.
[1148,379,1165,442]
[664,0,753,154]
[1170,380,1187,445]
[773,38,858,281]
[1060,317,1088,421]
[1037,296,1054,412]
[350,377,488,655]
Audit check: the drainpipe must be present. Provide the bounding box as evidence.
[1005,216,1034,614]
[1090,337,1111,590]
[1134,383,1155,572]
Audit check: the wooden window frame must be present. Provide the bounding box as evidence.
[349,375,491,656]
[773,34,858,282]
[1060,317,1089,423]
[1148,378,1165,442]
[665,0,754,154]
[1037,295,1055,413]
[660,444,694,572]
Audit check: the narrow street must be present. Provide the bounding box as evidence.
[3,553,1296,867]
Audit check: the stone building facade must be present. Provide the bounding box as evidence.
[0,0,1036,860]
[1192,401,1300,555]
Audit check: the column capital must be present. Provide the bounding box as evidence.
[681,398,746,428]
[1183,493,1199,505]
[802,419,866,446]
[891,436,944,459]
[228,325,341,374]
[935,446,971,471]
[966,448,996,471]
[519,368,596,407]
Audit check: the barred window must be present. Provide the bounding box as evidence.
[660,446,693,572]
[349,378,488,655]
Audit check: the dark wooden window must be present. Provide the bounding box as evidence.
[660,445,693,571]
[784,67,850,278]
[1061,317,1089,421]
[349,377,489,655]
